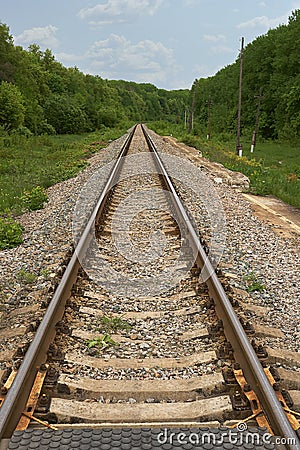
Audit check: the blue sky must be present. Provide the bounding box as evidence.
[1,1,300,90]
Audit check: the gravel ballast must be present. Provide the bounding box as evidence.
[0,127,299,371]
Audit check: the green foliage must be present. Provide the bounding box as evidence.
[192,10,300,142]
[0,81,25,130]
[87,334,119,350]
[0,22,189,134]
[44,95,88,134]
[0,217,23,250]
[243,271,265,292]
[98,315,131,333]
[0,128,128,214]
[40,268,50,279]
[20,186,48,211]
[17,269,36,284]
[148,121,300,207]
[246,282,266,293]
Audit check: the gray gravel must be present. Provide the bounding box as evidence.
[0,126,299,380]
[148,129,300,355]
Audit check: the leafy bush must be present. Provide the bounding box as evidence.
[0,81,25,130]
[20,186,48,211]
[11,126,33,137]
[38,121,56,135]
[0,217,23,250]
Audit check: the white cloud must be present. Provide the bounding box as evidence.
[202,34,233,56]
[203,34,226,43]
[211,45,235,55]
[14,25,59,48]
[258,1,267,7]
[86,34,179,85]
[78,0,164,25]
[56,52,84,63]
[237,14,286,30]
[183,0,198,5]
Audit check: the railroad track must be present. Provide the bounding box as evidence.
[0,124,299,449]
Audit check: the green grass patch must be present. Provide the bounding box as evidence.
[0,216,24,250]
[0,125,130,216]
[147,121,300,208]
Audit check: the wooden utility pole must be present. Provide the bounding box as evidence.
[206,96,211,140]
[250,87,263,153]
[236,37,244,156]
[188,79,198,134]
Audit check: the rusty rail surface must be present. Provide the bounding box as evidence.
[0,124,298,449]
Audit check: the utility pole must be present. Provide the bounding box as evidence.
[188,79,198,134]
[206,96,211,140]
[236,37,244,157]
[250,87,263,153]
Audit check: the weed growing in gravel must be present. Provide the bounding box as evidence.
[243,271,265,292]
[246,282,266,293]
[0,217,23,250]
[17,269,36,284]
[40,268,50,279]
[242,271,257,282]
[98,315,131,333]
[87,334,119,351]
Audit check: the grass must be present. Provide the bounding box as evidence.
[0,124,132,250]
[0,125,131,216]
[147,121,300,208]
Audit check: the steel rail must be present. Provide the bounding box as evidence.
[0,125,137,440]
[0,124,298,449]
[141,124,299,450]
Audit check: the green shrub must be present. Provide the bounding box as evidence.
[11,126,33,137]
[20,186,48,211]
[0,217,23,250]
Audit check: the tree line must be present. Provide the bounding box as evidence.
[192,10,300,142]
[0,22,188,135]
[1,10,299,141]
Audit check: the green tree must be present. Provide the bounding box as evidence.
[0,81,25,129]
[44,94,87,134]
[0,23,15,82]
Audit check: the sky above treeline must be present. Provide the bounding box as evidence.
[2,0,300,90]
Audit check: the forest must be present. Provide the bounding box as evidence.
[0,11,300,140]
[0,22,188,135]
[0,10,299,232]
[192,9,300,142]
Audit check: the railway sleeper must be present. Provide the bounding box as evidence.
[46,395,234,425]
[46,372,227,403]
